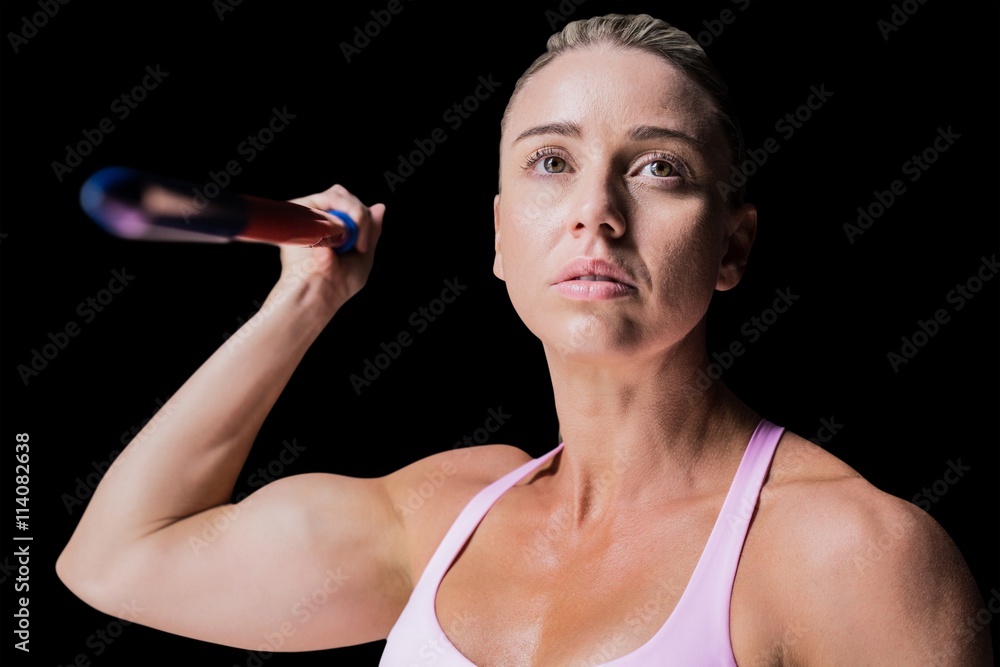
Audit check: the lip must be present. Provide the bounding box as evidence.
[552,257,636,287]
[552,281,635,300]
[551,257,637,300]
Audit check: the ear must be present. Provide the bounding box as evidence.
[716,202,757,291]
[492,194,505,281]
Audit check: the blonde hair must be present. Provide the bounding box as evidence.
[500,13,747,206]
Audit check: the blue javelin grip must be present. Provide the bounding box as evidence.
[327,210,358,254]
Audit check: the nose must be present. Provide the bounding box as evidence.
[564,164,627,241]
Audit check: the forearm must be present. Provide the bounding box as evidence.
[61,275,340,561]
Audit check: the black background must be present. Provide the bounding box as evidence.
[1,1,997,665]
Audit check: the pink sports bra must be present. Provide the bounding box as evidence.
[379,418,785,665]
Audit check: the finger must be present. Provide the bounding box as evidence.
[287,186,367,250]
[288,183,352,212]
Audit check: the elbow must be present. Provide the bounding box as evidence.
[55,543,113,613]
[55,545,92,604]
[56,539,148,624]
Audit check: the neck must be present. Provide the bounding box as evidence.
[533,328,760,529]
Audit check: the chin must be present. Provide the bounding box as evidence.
[540,327,641,363]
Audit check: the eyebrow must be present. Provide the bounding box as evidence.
[513,121,581,144]
[512,122,705,148]
[628,125,705,148]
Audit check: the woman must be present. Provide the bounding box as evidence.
[56,13,991,666]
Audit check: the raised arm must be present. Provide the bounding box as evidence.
[55,186,414,650]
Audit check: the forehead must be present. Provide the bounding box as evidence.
[505,45,720,146]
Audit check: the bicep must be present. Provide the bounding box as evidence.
[91,472,411,651]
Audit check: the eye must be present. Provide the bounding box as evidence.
[522,146,573,174]
[637,152,687,179]
[540,155,568,174]
[644,159,675,178]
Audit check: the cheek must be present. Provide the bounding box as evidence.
[633,198,722,311]
[508,177,565,228]
[495,191,567,334]
[499,212,553,311]
[499,181,564,271]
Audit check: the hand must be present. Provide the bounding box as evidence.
[270,184,385,314]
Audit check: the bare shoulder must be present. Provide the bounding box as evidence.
[749,430,993,665]
[380,444,534,589]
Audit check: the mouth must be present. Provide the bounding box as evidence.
[553,257,637,289]
[552,275,636,300]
